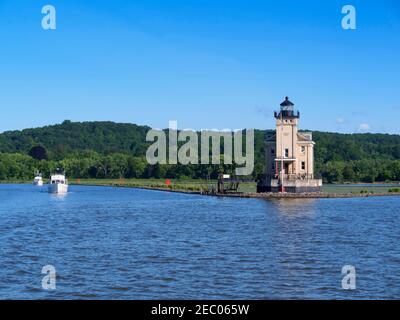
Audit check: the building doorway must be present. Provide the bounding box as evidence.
[284,163,289,174]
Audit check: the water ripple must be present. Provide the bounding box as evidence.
[0,184,399,299]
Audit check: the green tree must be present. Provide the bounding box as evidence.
[29,145,48,160]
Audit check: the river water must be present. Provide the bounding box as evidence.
[0,184,399,299]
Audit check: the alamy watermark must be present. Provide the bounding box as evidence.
[342,265,356,290]
[341,5,356,30]
[42,265,56,290]
[39,5,356,32]
[41,5,56,30]
[146,121,254,176]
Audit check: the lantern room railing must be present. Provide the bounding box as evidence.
[274,110,300,119]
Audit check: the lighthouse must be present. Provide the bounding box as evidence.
[257,97,322,193]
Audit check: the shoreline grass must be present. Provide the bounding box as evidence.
[66,179,400,195]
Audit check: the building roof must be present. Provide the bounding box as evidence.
[280,96,294,107]
[297,132,314,142]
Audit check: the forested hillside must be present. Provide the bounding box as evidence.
[312,132,400,182]
[0,121,399,182]
[0,120,150,159]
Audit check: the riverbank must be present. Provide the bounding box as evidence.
[2,179,400,199]
[89,185,400,199]
[70,179,400,199]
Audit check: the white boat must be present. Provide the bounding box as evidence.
[48,171,68,194]
[33,173,43,186]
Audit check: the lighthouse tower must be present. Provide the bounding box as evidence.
[257,97,322,193]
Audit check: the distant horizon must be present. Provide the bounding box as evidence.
[1,119,399,136]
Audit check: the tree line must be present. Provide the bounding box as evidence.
[0,121,399,183]
[0,151,237,181]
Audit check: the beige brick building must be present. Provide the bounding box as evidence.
[257,97,322,193]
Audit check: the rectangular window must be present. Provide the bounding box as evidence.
[271,148,275,155]
[301,146,305,153]
[301,161,306,170]
[285,149,289,158]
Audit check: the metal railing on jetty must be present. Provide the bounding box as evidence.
[263,173,317,180]
[201,174,255,195]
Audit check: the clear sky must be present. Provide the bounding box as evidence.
[0,0,399,133]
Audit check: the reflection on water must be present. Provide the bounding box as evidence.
[268,198,318,216]
[0,184,399,300]
[50,194,68,201]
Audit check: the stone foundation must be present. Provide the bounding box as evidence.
[257,178,323,194]
[257,185,322,193]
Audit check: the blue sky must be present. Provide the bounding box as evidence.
[0,0,399,133]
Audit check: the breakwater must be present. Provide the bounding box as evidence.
[74,182,400,199]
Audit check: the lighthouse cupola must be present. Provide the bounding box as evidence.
[274,96,300,119]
